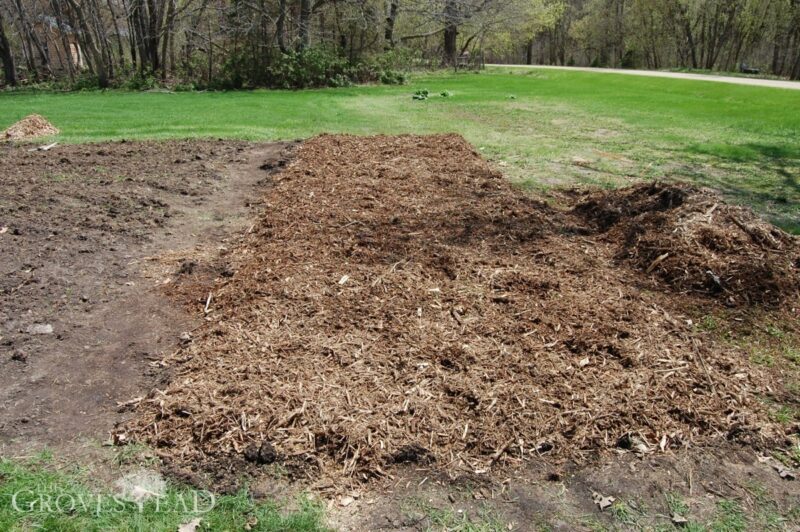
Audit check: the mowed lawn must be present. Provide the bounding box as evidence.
[2,68,799,232]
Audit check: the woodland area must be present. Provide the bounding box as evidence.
[0,0,799,89]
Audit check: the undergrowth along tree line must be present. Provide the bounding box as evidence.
[0,0,798,90]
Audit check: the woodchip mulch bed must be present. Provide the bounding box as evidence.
[116,134,799,489]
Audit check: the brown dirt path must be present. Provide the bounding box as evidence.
[0,140,293,459]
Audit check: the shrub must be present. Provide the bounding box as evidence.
[368,48,423,71]
[621,49,638,69]
[173,82,195,92]
[50,47,410,92]
[265,48,349,89]
[121,73,158,91]
[380,70,407,85]
[72,72,102,91]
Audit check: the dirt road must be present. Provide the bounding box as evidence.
[490,64,800,90]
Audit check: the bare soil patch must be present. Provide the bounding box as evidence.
[332,446,799,531]
[116,134,799,491]
[0,139,293,457]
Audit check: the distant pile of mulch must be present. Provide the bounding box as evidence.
[573,183,799,306]
[118,134,798,488]
[2,114,59,140]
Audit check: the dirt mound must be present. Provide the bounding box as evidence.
[574,183,800,306]
[119,135,794,488]
[2,114,59,140]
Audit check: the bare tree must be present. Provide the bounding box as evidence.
[1,0,799,86]
[0,8,16,85]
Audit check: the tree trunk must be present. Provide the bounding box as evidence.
[276,0,288,52]
[50,0,76,81]
[106,0,127,69]
[384,0,398,50]
[299,0,312,49]
[442,0,457,65]
[145,0,161,73]
[615,0,625,67]
[525,38,533,65]
[88,0,115,79]
[13,0,52,78]
[160,0,176,79]
[64,0,110,87]
[0,11,16,86]
[675,0,698,68]
[792,43,800,80]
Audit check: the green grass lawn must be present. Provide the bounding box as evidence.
[0,454,329,532]
[2,68,799,231]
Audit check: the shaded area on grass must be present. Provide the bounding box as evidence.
[676,143,799,233]
[687,142,800,163]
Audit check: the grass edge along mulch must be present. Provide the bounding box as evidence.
[117,134,799,490]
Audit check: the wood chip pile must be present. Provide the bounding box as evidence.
[2,114,59,140]
[573,182,799,306]
[119,134,799,486]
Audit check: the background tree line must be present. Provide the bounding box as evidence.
[489,0,800,79]
[0,0,798,89]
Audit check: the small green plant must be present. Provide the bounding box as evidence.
[784,346,800,365]
[609,500,636,525]
[440,90,453,97]
[412,88,429,100]
[771,405,798,424]
[578,516,608,532]
[697,314,719,332]
[765,325,785,339]
[790,442,800,464]
[46,172,74,182]
[664,492,708,531]
[743,481,788,530]
[402,496,507,532]
[665,492,689,518]
[423,505,507,532]
[36,448,54,462]
[751,348,776,367]
[711,499,747,532]
[113,442,157,466]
